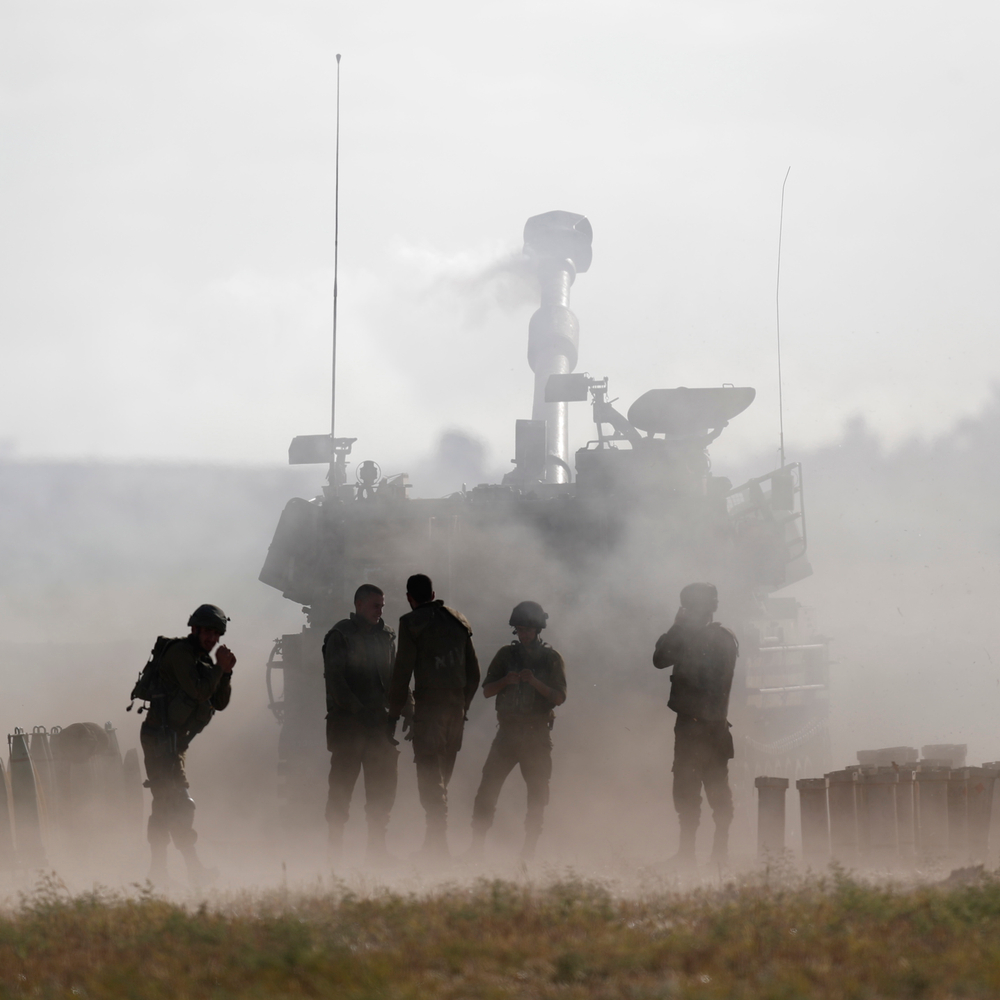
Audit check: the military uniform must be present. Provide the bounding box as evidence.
[322,613,406,853]
[472,639,566,850]
[140,634,231,854]
[388,600,480,848]
[654,620,738,858]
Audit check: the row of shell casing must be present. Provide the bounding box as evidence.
[1,724,144,870]
[795,764,1000,867]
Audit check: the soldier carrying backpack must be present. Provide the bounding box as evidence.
[131,604,235,886]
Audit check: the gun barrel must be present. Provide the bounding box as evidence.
[523,211,592,484]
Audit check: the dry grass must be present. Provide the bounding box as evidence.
[1,867,999,998]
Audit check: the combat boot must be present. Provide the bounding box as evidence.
[463,827,487,863]
[416,820,450,863]
[365,826,395,868]
[667,822,698,867]
[180,846,219,888]
[327,823,345,868]
[147,843,170,886]
[520,828,540,862]
[710,824,730,866]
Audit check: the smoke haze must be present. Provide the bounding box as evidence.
[3,391,1000,881]
[2,0,1000,887]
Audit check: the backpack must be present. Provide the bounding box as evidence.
[127,636,182,714]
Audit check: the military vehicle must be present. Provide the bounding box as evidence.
[259,210,830,819]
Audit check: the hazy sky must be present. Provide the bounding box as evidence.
[2,1,997,479]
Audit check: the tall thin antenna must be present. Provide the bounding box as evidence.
[331,53,342,444]
[775,165,791,469]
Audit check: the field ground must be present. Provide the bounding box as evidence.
[1,865,999,998]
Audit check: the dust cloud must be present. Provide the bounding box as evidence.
[1,394,999,891]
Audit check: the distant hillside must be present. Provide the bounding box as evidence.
[0,460,317,643]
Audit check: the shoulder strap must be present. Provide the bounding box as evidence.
[128,636,183,713]
[440,605,473,635]
[150,635,180,660]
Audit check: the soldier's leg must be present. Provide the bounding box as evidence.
[413,748,446,821]
[415,704,469,857]
[439,708,465,790]
[153,748,191,848]
[141,729,179,882]
[165,752,217,887]
[671,731,704,861]
[702,756,734,862]
[412,709,449,854]
[326,723,364,855]
[167,783,197,851]
[470,728,519,849]
[361,729,400,860]
[145,778,173,849]
[145,785,172,881]
[414,750,450,858]
[518,726,553,860]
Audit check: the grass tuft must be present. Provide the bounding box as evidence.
[0,869,998,997]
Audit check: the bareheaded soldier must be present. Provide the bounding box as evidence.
[387,574,480,859]
[322,584,412,865]
[469,601,566,861]
[140,604,234,886]
[653,583,739,866]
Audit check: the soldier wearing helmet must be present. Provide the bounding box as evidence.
[467,600,567,861]
[653,583,739,867]
[140,604,235,885]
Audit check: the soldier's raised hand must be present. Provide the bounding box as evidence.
[505,671,521,686]
[216,645,236,673]
[518,668,534,683]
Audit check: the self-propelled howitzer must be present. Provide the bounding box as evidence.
[259,210,830,820]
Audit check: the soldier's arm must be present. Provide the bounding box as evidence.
[163,641,222,701]
[482,648,511,699]
[323,630,364,715]
[522,672,564,705]
[210,672,232,711]
[718,628,740,678]
[387,623,416,719]
[727,628,740,662]
[535,650,567,706]
[463,636,482,710]
[387,640,415,721]
[400,690,415,726]
[652,625,685,670]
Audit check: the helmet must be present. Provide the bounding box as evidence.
[509,601,548,630]
[679,583,718,612]
[187,604,230,634]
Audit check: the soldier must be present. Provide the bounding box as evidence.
[468,601,566,861]
[322,583,411,865]
[387,573,480,859]
[653,582,739,866]
[140,604,235,886]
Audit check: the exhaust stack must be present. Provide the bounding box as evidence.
[523,211,592,484]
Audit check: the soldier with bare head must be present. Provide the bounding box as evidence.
[468,600,566,861]
[323,583,411,866]
[387,574,480,859]
[653,582,739,866]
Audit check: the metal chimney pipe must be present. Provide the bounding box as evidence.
[523,211,593,484]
